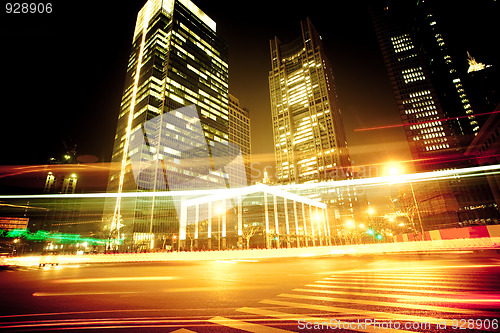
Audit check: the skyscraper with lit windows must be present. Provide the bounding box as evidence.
[371,0,478,172]
[269,18,354,220]
[371,0,498,229]
[106,0,229,250]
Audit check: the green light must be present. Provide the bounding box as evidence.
[376,234,383,240]
[274,236,279,241]
[367,228,374,235]
[2,229,111,245]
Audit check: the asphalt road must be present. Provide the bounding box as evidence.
[1,251,500,332]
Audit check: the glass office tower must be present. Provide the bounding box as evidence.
[269,18,351,184]
[371,0,498,229]
[106,0,229,251]
[371,0,477,172]
[269,18,354,222]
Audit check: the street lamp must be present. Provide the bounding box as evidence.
[385,163,425,240]
[214,204,224,250]
[312,212,323,246]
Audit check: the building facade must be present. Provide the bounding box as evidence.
[371,1,478,172]
[269,18,351,184]
[106,0,230,250]
[268,18,354,226]
[371,0,498,229]
[228,94,251,186]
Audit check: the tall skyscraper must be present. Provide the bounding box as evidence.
[371,0,499,229]
[106,0,230,251]
[371,0,478,172]
[269,18,353,220]
[269,18,351,184]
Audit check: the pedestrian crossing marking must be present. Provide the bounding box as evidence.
[208,316,293,333]
[319,279,468,290]
[324,276,482,286]
[259,299,462,327]
[315,264,500,275]
[237,307,415,333]
[307,283,461,295]
[294,287,499,305]
[278,292,496,316]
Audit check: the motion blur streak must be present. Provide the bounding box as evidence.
[52,276,178,283]
[0,318,228,331]
[354,110,500,132]
[32,291,139,296]
[1,164,499,199]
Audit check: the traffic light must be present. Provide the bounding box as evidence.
[367,228,374,235]
[274,236,279,241]
[375,234,383,240]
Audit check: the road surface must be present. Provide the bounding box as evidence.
[1,251,499,332]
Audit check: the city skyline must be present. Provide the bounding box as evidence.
[0,0,497,180]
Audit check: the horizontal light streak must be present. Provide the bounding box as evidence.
[1,164,499,201]
[355,110,500,132]
[53,276,178,283]
[33,291,138,297]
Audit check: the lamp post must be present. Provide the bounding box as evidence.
[214,204,225,250]
[367,207,376,243]
[386,164,425,240]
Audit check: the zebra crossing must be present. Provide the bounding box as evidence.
[209,266,500,332]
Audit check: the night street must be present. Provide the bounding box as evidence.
[1,252,499,332]
[1,1,500,331]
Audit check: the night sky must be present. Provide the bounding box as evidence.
[0,0,497,180]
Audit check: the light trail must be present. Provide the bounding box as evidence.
[52,276,178,283]
[1,164,499,200]
[354,110,500,132]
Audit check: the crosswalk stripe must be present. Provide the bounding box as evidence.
[308,283,460,295]
[318,279,468,290]
[208,316,293,333]
[277,293,497,316]
[259,299,476,327]
[324,276,478,285]
[294,288,500,306]
[237,307,414,333]
[329,273,453,279]
[316,264,500,275]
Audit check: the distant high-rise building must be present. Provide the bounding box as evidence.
[371,0,479,172]
[269,18,351,184]
[228,94,251,185]
[106,0,230,250]
[268,18,354,221]
[371,0,499,229]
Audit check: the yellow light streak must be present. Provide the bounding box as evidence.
[113,0,153,226]
[53,276,178,283]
